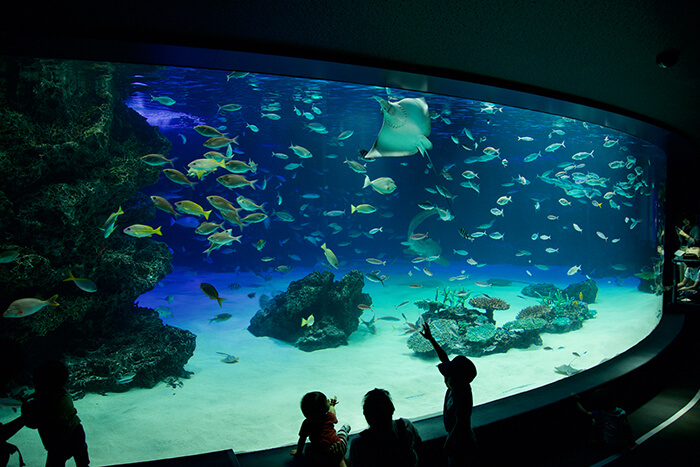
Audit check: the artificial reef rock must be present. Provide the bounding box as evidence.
[0,58,194,393]
[521,279,599,304]
[407,279,598,357]
[406,301,542,358]
[248,270,371,351]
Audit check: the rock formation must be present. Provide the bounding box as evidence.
[0,58,195,395]
[248,270,371,351]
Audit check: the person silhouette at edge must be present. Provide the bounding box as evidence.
[421,323,478,466]
[349,388,421,466]
[21,360,89,467]
[1,339,26,467]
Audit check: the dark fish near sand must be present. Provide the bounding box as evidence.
[209,313,233,323]
[200,283,227,307]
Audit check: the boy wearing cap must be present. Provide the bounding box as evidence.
[421,322,477,466]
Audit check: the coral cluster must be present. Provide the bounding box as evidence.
[468,296,510,323]
[516,305,553,321]
[406,279,597,358]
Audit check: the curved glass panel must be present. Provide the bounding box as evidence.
[0,57,665,465]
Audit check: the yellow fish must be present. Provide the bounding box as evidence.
[350,204,377,214]
[321,243,339,269]
[175,200,212,220]
[301,314,315,327]
[123,224,162,238]
[100,206,124,238]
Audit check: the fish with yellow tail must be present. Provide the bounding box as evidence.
[175,200,212,220]
[63,271,97,293]
[301,314,315,327]
[200,283,227,307]
[123,224,162,238]
[351,204,377,214]
[100,205,124,238]
[4,295,59,318]
[321,243,339,269]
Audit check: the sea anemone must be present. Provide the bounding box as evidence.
[468,296,510,323]
[516,305,553,321]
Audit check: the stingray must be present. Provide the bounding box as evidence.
[365,96,433,160]
[554,364,583,376]
[554,351,586,376]
[403,210,449,266]
[487,278,513,287]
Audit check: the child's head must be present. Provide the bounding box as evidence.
[301,391,330,420]
[438,355,477,389]
[33,360,69,393]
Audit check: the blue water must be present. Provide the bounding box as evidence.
[125,65,665,279]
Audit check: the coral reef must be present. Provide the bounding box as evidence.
[503,317,547,332]
[515,280,597,334]
[516,305,554,321]
[521,283,561,299]
[521,280,598,304]
[248,270,370,351]
[407,299,541,358]
[406,284,596,357]
[0,58,193,393]
[406,319,459,355]
[563,279,598,303]
[468,295,510,323]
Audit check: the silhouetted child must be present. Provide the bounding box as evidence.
[575,389,636,454]
[21,360,89,466]
[291,391,350,467]
[421,322,478,467]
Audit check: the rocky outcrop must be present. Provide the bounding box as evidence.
[521,279,598,304]
[406,303,542,358]
[0,58,193,393]
[248,270,371,351]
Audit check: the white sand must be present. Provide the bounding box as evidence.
[1,265,661,466]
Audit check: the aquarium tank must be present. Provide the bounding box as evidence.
[0,56,666,465]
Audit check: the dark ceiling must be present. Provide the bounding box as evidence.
[2,0,699,153]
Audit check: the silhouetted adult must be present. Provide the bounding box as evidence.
[349,388,421,467]
[22,360,89,467]
[421,323,477,466]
